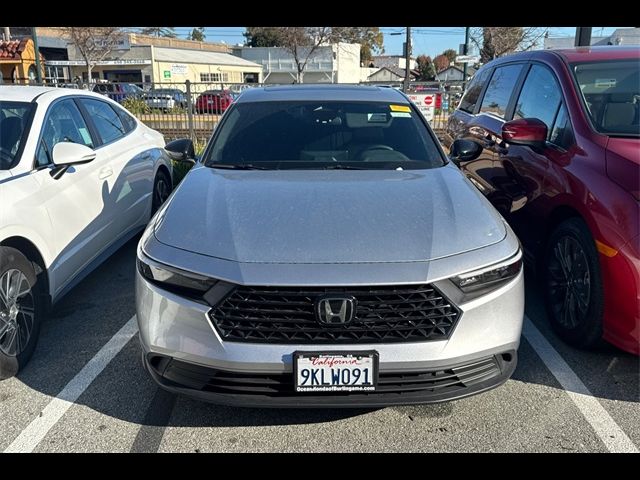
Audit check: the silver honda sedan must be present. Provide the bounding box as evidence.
[135,85,524,407]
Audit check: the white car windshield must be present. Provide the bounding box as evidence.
[0,101,34,170]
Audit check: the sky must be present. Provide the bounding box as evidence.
[168,27,624,57]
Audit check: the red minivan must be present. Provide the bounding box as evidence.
[445,46,639,354]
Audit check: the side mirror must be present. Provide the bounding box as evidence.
[502,118,547,149]
[50,142,96,179]
[52,142,96,166]
[165,138,196,165]
[449,139,482,165]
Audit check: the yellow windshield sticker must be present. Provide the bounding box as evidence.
[390,104,411,112]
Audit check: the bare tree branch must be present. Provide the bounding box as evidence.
[62,27,123,85]
[470,27,548,64]
[246,27,380,82]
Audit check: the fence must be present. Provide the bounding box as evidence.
[92,81,251,146]
[7,79,466,145]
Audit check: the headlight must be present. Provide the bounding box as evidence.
[452,250,522,294]
[137,252,218,297]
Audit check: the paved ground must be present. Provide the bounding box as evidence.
[1,236,638,453]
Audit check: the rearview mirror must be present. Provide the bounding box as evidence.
[166,138,196,165]
[502,118,547,149]
[449,139,482,165]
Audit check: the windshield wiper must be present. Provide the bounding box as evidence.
[321,164,367,170]
[211,164,269,170]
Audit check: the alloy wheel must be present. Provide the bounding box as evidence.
[0,269,35,356]
[546,235,591,329]
[154,175,170,207]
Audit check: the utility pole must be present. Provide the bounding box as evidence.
[462,26,470,90]
[31,27,43,84]
[404,26,411,93]
[575,27,592,47]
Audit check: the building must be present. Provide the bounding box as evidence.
[434,65,477,82]
[52,31,262,86]
[544,28,640,49]
[4,28,262,86]
[366,66,418,83]
[0,38,44,83]
[150,48,262,86]
[369,55,416,70]
[232,43,361,84]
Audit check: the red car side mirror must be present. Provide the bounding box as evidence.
[502,118,548,149]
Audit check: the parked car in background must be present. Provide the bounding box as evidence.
[195,89,233,114]
[143,88,188,111]
[136,85,524,407]
[121,83,145,100]
[445,46,639,355]
[229,84,254,95]
[92,82,143,103]
[0,86,174,379]
[53,83,80,90]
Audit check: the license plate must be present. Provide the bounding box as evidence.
[294,351,378,393]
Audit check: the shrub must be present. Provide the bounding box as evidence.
[171,160,192,186]
[167,105,188,115]
[121,97,150,115]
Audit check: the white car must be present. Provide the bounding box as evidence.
[0,86,173,379]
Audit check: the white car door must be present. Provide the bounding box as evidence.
[31,98,112,298]
[78,98,154,239]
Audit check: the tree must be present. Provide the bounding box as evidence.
[139,27,177,38]
[62,27,123,85]
[331,27,384,65]
[470,27,547,64]
[433,54,450,73]
[280,27,334,83]
[416,55,435,81]
[244,27,286,47]
[442,48,457,64]
[244,27,329,83]
[244,27,385,81]
[188,27,206,42]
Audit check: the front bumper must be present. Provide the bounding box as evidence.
[136,264,524,406]
[142,349,517,407]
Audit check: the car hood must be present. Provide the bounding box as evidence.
[154,165,506,264]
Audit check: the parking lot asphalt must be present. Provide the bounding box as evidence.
[1,235,638,453]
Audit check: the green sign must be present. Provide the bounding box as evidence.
[163,70,171,79]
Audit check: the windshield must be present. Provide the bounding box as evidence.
[0,101,34,170]
[204,101,445,169]
[572,59,640,136]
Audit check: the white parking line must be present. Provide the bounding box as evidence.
[4,316,138,453]
[523,316,638,453]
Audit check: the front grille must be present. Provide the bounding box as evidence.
[208,284,460,344]
[155,356,502,398]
